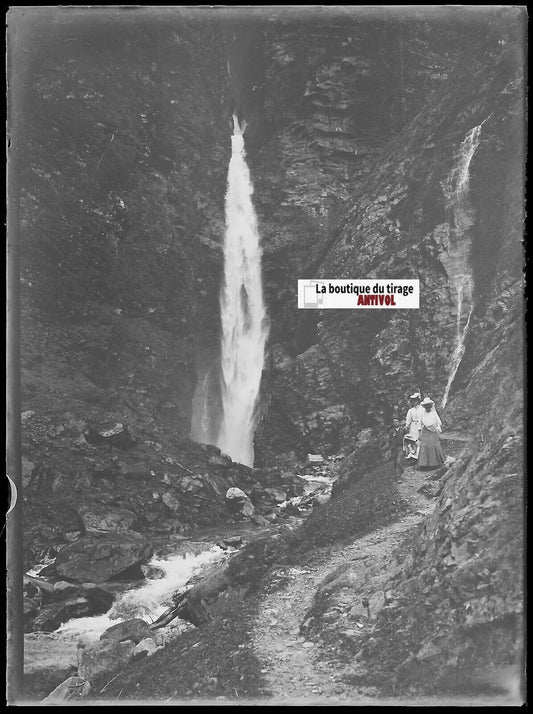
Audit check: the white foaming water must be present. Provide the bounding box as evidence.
[216,116,268,466]
[57,546,227,640]
[442,276,474,409]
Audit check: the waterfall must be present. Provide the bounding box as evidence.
[216,116,268,466]
[441,276,473,409]
[454,124,483,197]
[446,123,483,236]
[440,121,485,409]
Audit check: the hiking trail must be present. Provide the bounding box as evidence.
[251,460,443,702]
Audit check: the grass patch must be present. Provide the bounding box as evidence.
[91,593,269,702]
[297,463,408,549]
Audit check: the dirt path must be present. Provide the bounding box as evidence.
[251,462,438,703]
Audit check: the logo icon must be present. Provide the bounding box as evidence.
[303,280,325,308]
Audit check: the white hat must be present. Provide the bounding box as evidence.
[409,392,421,400]
[420,397,434,406]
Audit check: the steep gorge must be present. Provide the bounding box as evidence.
[13,6,524,700]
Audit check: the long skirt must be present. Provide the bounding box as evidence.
[417,427,446,468]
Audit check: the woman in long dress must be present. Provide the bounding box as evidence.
[417,397,446,468]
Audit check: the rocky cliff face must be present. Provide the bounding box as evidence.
[242,8,524,690]
[249,11,524,461]
[16,10,234,566]
[18,9,230,438]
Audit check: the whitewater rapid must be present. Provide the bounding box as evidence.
[57,546,227,640]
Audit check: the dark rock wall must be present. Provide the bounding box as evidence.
[17,9,230,436]
[15,9,234,564]
[251,14,465,358]
[246,9,525,685]
[250,11,524,460]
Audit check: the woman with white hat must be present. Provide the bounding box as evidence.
[417,397,446,468]
[404,392,422,459]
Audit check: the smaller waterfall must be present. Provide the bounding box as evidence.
[441,276,474,409]
[440,120,487,409]
[446,122,484,236]
[455,125,483,196]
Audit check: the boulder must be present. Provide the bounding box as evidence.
[53,581,80,598]
[134,637,157,657]
[100,618,151,645]
[80,583,115,613]
[42,676,91,703]
[176,476,205,493]
[78,639,136,681]
[26,597,91,632]
[161,491,181,514]
[264,488,287,503]
[225,487,255,517]
[83,423,137,449]
[78,505,137,535]
[54,532,152,583]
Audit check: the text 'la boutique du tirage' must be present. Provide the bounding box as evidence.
[297,279,420,309]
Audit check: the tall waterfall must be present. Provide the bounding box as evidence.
[441,121,485,409]
[216,116,268,466]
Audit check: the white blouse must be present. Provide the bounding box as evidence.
[420,408,442,433]
[405,405,423,439]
